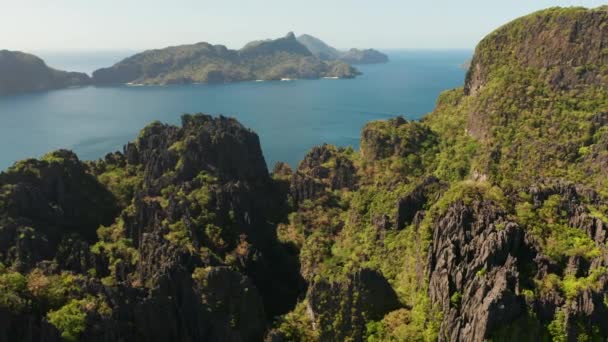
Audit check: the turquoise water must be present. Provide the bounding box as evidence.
[0,50,470,170]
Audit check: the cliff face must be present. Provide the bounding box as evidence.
[465,7,608,96]
[92,33,359,85]
[461,7,608,144]
[0,50,91,95]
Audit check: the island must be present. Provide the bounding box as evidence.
[0,50,91,96]
[92,32,360,85]
[297,34,389,64]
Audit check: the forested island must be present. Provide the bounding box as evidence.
[91,33,360,85]
[0,50,90,95]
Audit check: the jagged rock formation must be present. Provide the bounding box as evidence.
[92,33,359,85]
[288,144,358,205]
[0,50,90,95]
[0,150,118,271]
[0,114,302,341]
[428,199,529,341]
[396,176,446,230]
[297,34,389,64]
[306,269,401,341]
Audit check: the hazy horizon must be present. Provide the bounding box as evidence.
[3,0,604,53]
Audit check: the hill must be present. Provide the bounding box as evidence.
[0,50,91,95]
[297,33,389,64]
[296,34,342,60]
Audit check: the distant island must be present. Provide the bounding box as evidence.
[0,50,90,95]
[297,34,389,64]
[0,32,390,93]
[92,33,361,86]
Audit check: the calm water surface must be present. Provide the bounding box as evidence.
[0,50,470,170]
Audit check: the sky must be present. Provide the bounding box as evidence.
[1,0,605,52]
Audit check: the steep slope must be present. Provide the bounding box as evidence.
[269,6,608,342]
[296,34,342,60]
[0,50,91,95]
[92,33,359,85]
[297,33,389,64]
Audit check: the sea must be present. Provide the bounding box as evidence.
[0,50,470,170]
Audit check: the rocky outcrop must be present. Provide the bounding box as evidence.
[0,150,118,271]
[297,144,358,191]
[428,200,530,342]
[193,267,267,341]
[396,176,446,229]
[307,269,401,341]
[118,114,303,318]
[286,144,358,205]
[427,180,608,341]
[0,114,304,342]
[360,117,438,161]
[0,50,90,96]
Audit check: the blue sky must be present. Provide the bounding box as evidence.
[1,0,605,51]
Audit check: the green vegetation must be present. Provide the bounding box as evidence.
[26,269,84,309]
[272,6,608,340]
[0,50,90,96]
[547,309,567,342]
[93,33,359,85]
[45,296,110,342]
[516,194,600,262]
[449,291,462,308]
[0,263,114,341]
[47,299,87,341]
[0,266,27,312]
[271,301,319,341]
[96,164,142,207]
[92,208,139,285]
